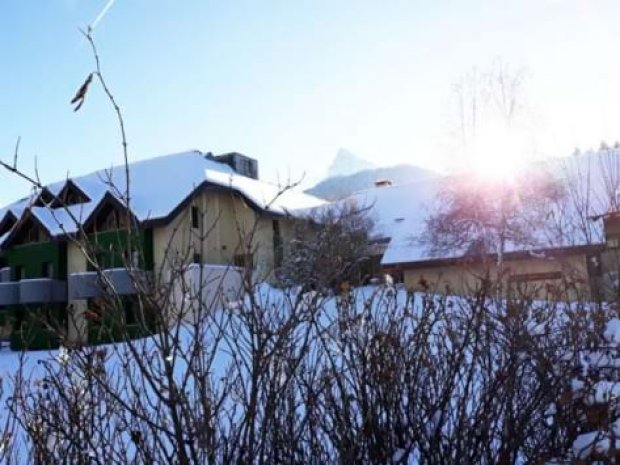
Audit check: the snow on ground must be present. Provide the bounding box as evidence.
[572,430,619,460]
[0,284,605,462]
[583,380,620,405]
[604,318,620,345]
[572,416,620,460]
[566,317,620,461]
[0,284,398,460]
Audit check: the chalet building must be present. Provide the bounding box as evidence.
[346,149,620,301]
[0,151,325,350]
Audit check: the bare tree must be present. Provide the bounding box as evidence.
[418,169,565,285]
[279,201,375,291]
[447,60,529,173]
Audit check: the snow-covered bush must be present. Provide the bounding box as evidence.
[1,283,609,464]
[551,316,620,463]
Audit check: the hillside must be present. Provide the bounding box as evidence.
[306,163,439,200]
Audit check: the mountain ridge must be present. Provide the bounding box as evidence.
[307,163,439,200]
[326,148,376,178]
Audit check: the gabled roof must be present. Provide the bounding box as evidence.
[80,191,136,232]
[28,203,97,237]
[1,202,95,248]
[0,211,17,236]
[51,179,91,207]
[1,209,54,249]
[0,150,326,244]
[341,175,442,266]
[33,187,55,207]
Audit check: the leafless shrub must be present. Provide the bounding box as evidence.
[279,201,375,291]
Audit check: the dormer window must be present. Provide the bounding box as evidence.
[7,215,50,247]
[33,188,54,207]
[102,210,120,231]
[83,193,136,235]
[51,180,90,208]
[93,205,129,232]
[25,226,41,243]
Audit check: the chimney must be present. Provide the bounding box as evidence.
[214,152,259,179]
[374,179,392,188]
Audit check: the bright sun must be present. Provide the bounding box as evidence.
[468,127,527,180]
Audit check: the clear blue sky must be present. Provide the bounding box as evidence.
[1,0,620,204]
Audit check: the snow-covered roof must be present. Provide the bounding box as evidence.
[343,176,441,266]
[204,169,325,215]
[0,150,325,246]
[29,203,98,236]
[342,148,620,267]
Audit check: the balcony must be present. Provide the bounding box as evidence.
[19,278,67,304]
[0,267,11,283]
[68,268,151,300]
[0,282,19,305]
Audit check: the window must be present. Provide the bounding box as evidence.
[34,189,54,207]
[124,298,136,325]
[132,250,140,268]
[95,205,129,233]
[191,206,200,229]
[272,220,283,268]
[587,253,603,278]
[608,235,620,249]
[14,265,24,281]
[51,183,90,208]
[508,271,563,283]
[25,226,41,244]
[193,253,201,264]
[122,248,140,268]
[41,262,53,278]
[102,210,119,231]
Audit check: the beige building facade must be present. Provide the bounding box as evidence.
[0,151,324,350]
[395,245,601,299]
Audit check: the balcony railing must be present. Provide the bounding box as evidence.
[68,268,151,300]
[19,279,67,304]
[0,282,19,305]
[68,273,100,300]
[0,267,11,283]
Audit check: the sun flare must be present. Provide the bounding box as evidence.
[467,127,527,181]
